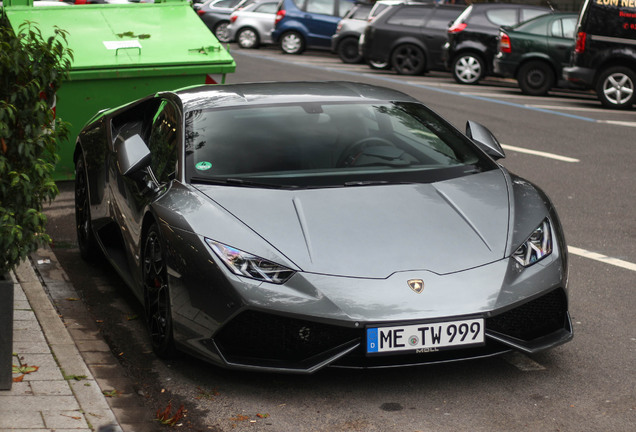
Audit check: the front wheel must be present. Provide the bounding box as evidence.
[143,223,177,359]
[517,60,555,96]
[452,53,484,84]
[596,66,636,109]
[74,154,98,261]
[280,31,305,55]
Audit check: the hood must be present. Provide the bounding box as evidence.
[195,170,511,278]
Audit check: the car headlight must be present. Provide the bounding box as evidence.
[205,239,295,284]
[512,219,552,267]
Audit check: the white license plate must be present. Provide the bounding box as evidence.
[366,318,485,355]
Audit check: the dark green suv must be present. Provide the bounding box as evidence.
[494,12,578,96]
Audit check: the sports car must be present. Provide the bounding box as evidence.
[74,81,572,373]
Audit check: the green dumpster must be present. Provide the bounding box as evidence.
[4,0,236,180]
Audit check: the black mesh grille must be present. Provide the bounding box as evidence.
[215,310,360,366]
[486,288,568,341]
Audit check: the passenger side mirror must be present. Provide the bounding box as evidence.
[116,134,151,177]
[465,121,506,160]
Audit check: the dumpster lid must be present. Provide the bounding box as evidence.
[4,2,235,71]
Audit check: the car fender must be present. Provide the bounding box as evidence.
[390,37,429,59]
[590,47,636,84]
[516,53,558,77]
[272,20,309,42]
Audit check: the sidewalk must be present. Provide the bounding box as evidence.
[0,248,154,432]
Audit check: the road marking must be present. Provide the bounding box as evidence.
[501,144,580,162]
[598,120,636,128]
[568,246,636,272]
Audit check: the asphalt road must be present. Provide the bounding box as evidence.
[43,46,636,432]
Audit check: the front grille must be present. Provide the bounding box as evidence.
[215,310,360,366]
[486,288,568,341]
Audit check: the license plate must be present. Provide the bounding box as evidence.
[366,318,484,355]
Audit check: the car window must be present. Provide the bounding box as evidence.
[561,16,577,39]
[485,9,517,27]
[254,1,277,13]
[305,0,335,15]
[213,0,235,7]
[148,100,179,185]
[337,0,354,17]
[520,8,546,23]
[427,8,461,31]
[348,4,371,20]
[517,16,548,36]
[185,102,494,188]
[386,6,430,27]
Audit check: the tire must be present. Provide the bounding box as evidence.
[214,21,230,43]
[517,60,555,96]
[391,44,426,76]
[596,66,636,109]
[337,37,362,64]
[74,154,98,261]
[143,223,178,359]
[452,53,485,84]
[280,31,305,55]
[237,27,260,49]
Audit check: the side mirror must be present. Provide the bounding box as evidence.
[466,121,506,160]
[116,134,151,177]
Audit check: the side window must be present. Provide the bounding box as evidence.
[305,0,335,16]
[562,17,577,39]
[147,100,179,185]
[337,0,354,18]
[386,7,429,27]
[550,19,563,38]
[255,2,278,13]
[427,9,460,31]
[485,9,517,27]
[521,8,546,23]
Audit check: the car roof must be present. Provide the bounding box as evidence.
[173,81,419,110]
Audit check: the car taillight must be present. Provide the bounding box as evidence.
[448,22,467,34]
[499,32,511,54]
[275,10,286,25]
[230,14,238,24]
[197,9,206,16]
[574,31,586,53]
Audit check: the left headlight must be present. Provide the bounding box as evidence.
[512,218,552,267]
[205,239,295,284]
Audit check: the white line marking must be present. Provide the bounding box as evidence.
[501,144,580,163]
[528,104,623,113]
[568,246,636,272]
[598,120,636,128]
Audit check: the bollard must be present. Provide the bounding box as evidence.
[0,273,14,390]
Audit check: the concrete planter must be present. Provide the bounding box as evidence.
[0,272,14,390]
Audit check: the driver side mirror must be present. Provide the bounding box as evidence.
[116,134,151,177]
[466,121,506,160]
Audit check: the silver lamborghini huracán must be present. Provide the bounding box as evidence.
[74,81,572,373]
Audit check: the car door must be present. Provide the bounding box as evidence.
[301,0,341,47]
[423,7,462,70]
[548,16,577,68]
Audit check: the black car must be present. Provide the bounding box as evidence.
[563,0,636,109]
[331,1,374,63]
[443,2,550,84]
[494,12,578,96]
[361,3,463,75]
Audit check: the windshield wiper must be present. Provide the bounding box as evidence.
[190,176,297,189]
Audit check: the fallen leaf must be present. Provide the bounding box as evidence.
[13,374,25,383]
[13,364,39,374]
[256,413,269,419]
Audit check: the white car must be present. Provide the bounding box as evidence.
[227,0,277,49]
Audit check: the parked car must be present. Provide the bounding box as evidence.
[358,0,407,70]
[196,0,244,43]
[331,1,374,63]
[74,81,572,373]
[227,0,278,49]
[443,2,550,84]
[494,12,578,96]
[563,0,636,109]
[271,0,355,54]
[361,2,463,75]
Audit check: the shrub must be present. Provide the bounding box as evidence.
[0,11,73,274]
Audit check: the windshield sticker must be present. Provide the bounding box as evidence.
[196,161,213,171]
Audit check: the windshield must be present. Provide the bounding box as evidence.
[184,101,495,188]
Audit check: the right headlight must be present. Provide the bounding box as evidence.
[512,218,552,267]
